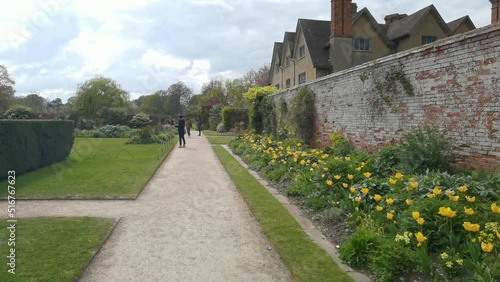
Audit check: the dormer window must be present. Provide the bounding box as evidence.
[353,38,370,51]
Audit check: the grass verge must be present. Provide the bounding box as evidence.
[207,136,236,145]
[203,130,235,136]
[212,146,354,282]
[0,138,175,199]
[0,217,116,281]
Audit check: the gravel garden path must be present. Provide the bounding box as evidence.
[3,135,291,282]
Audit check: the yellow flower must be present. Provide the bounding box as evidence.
[354,197,361,203]
[446,190,455,196]
[300,160,305,166]
[481,242,494,253]
[355,167,362,172]
[301,152,307,157]
[389,178,397,185]
[463,222,480,232]
[410,181,419,189]
[326,180,333,186]
[334,175,341,180]
[496,231,500,240]
[417,218,425,225]
[386,198,394,205]
[412,211,421,221]
[464,207,474,216]
[373,194,382,202]
[415,232,427,244]
[440,252,449,259]
[395,172,404,179]
[438,207,457,218]
[466,196,476,203]
[364,172,372,178]
[457,185,468,193]
[312,163,318,168]
[345,156,351,161]
[361,188,369,195]
[406,199,413,206]
[297,143,302,147]
[491,203,500,214]
[387,213,394,220]
[427,193,436,199]
[342,183,349,189]
[433,188,442,195]
[350,187,356,194]
[449,195,459,202]
[446,261,453,268]
[376,206,383,212]
[347,174,354,180]
[456,259,463,266]
[323,167,329,172]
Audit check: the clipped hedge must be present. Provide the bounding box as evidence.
[221,106,248,130]
[0,120,74,179]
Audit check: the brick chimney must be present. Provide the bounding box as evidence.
[492,0,500,24]
[331,0,353,37]
[384,13,408,24]
[330,0,353,73]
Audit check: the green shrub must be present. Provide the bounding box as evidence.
[329,132,355,157]
[4,104,33,119]
[368,237,418,282]
[339,225,379,268]
[289,87,315,144]
[399,126,453,174]
[128,113,151,128]
[126,126,174,144]
[221,107,248,130]
[372,144,402,177]
[99,125,131,138]
[97,107,129,125]
[0,120,74,179]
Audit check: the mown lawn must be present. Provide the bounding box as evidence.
[207,136,236,145]
[213,146,354,282]
[0,138,174,199]
[0,217,116,282]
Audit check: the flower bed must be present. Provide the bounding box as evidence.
[229,133,500,282]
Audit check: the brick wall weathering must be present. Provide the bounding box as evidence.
[272,24,500,172]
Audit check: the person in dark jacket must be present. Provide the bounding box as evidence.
[196,118,202,136]
[176,115,186,148]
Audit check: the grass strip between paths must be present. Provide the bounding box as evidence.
[206,136,236,145]
[0,217,116,281]
[213,146,354,282]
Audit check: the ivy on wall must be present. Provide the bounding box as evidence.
[360,64,414,120]
[289,87,316,144]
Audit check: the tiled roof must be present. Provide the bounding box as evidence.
[386,5,451,40]
[447,16,476,35]
[297,19,331,69]
[284,32,296,54]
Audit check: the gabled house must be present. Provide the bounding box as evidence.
[269,0,477,89]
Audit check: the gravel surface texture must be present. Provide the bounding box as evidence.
[1,135,291,282]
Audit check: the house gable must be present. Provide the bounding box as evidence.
[269,42,283,88]
[281,32,296,88]
[447,16,476,35]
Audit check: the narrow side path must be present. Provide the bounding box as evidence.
[1,136,290,282]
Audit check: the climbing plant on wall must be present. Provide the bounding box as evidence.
[289,87,316,144]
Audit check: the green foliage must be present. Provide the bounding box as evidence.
[209,104,223,130]
[372,144,402,177]
[289,87,315,144]
[0,120,74,179]
[4,104,33,119]
[399,126,453,174]
[216,123,227,133]
[329,132,355,157]
[98,125,131,138]
[242,86,278,102]
[339,225,379,268]
[73,75,129,119]
[0,65,16,113]
[129,113,152,128]
[126,126,174,144]
[261,96,277,136]
[221,106,248,130]
[368,237,418,282]
[97,107,129,125]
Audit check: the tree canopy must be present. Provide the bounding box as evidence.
[73,75,129,118]
[0,65,15,113]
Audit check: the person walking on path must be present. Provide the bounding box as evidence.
[197,118,202,136]
[176,115,186,148]
[186,118,192,137]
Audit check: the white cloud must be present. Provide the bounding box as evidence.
[141,49,191,70]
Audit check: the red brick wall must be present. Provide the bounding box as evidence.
[331,0,352,37]
[273,24,500,172]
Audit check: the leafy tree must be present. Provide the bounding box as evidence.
[16,92,47,113]
[167,82,192,114]
[47,98,63,114]
[0,65,15,113]
[225,79,248,108]
[241,64,271,88]
[201,78,226,105]
[4,104,33,119]
[244,86,278,134]
[141,92,168,115]
[73,75,129,119]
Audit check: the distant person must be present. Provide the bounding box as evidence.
[176,115,186,148]
[197,118,202,136]
[186,118,192,137]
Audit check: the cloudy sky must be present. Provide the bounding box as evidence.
[0,0,492,103]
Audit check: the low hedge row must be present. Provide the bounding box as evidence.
[0,120,74,180]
